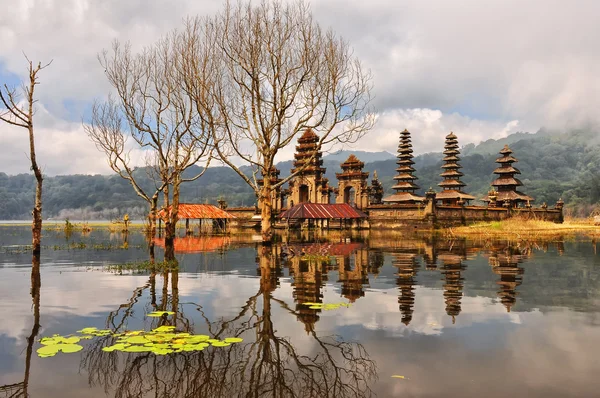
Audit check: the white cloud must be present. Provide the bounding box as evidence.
[2,0,600,175]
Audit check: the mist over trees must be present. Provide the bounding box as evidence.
[2,128,600,220]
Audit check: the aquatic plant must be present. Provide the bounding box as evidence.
[105,260,179,274]
[37,325,243,358]
[302,302,351,310]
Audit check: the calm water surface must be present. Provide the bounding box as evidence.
[1,226,599,397]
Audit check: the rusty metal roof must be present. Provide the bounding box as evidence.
[279,203,367,219]
[159,203,235,220]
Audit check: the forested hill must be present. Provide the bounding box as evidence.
[1,130,599,219]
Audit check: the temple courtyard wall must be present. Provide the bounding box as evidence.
[367,204,562,229]
[219,204,562,230]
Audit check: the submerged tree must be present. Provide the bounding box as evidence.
[186,0,374,242]
[88,36,212,260]
[0,59,51,256]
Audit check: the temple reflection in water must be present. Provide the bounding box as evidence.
[254,236,568,330]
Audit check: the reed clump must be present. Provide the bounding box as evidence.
[447,217,599,239]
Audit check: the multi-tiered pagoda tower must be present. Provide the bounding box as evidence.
[437,132,475,205]
[383,129,424,203]
[288,129,332,206]
[394,253,420,326]
[485,144,533,208]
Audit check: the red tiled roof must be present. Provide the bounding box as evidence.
[159,204,235,220]
[279,203,367,219]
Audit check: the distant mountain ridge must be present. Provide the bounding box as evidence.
[1,128,599,219]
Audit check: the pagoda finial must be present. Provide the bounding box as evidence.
[373,170,378,180]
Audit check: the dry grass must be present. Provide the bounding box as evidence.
[446,217,599,239]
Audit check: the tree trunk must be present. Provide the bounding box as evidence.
[171,270,179,326]
[260,180,273,244]
[29,125,43,256]
[148,194,158,264]
[165,176,181,261]
[24,254,41,397]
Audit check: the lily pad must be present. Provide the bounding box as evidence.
[102,343,129,352]
[224,337,243,343]
[37,343,83,357]
[147,311,175,317]
[123,345,153,353]
[60,344,84,353]
[153,326,176,333]
[211,341,231,347]
[125,336,150,345]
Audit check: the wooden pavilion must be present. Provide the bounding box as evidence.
[159,204,235,234]
[278,203,368,229]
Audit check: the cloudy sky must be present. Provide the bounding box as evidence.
[1,0,599,175]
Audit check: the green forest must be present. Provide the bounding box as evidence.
[1,128,599,219]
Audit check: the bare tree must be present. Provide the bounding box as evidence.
[88,34,213,260]
[186,0,374,242]
[0,59,51,256]
[85,98,167,262]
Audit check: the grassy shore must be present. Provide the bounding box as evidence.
[445,218,599,239]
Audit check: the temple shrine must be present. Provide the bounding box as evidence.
[227,128,564,229]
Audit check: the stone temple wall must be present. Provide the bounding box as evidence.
[366,203,563,229]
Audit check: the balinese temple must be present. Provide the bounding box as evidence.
[287,129,332,206]
[367,249,385,275]
[437,132,475,205]
[257,166,284,212]
[337,248,370,303]
[288,254,327,333]
[439,254,466,324]
[335,154,370,209]
[484,144,534,208]
[394,253,420,325]
[368,171,384,205]
[383,129,425,203]
[488,248,528,312]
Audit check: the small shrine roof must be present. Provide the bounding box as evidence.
[436,190,475,200]
[382,192,425,203]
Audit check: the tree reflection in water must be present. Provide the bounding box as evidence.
[0,254,41,398]
[81,248,376,398]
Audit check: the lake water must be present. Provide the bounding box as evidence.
[1,225,599,397]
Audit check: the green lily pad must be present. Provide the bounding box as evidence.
[60,344,84,353]
[187,335,209,343]
[152,348,174,355]
[37,345,59,357]
[211,341,231,347]
[224,337,243,343]
[102,343,129,352]
[125,336,150,345]
[147,311,175,317]
[123,345,153,353]
[153,326,176,333]
[37,343,83,357]
[78,327,98,334]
